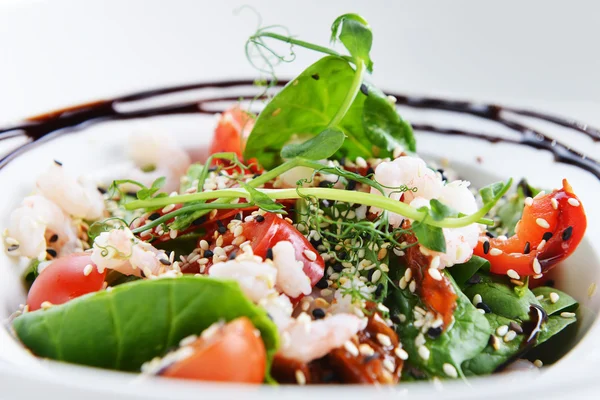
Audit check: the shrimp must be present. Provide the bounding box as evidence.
[272,241,312,298]
[87,131,191,193]
[371,155,481,268]
[36,163,105,220]
[208,259,278,302]
[6,195,81,259]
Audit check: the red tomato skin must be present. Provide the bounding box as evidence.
[209,107,255,160]
[161,317,266,383]
[27,254,106,311]
[474,179,586,277]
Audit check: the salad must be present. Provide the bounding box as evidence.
[6,14,587,385]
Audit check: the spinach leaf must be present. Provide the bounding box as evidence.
[463,281,541,320]
[388,271,490,378]
[280,128,345,160]
[330,13,373,71]
[13,276,279,377]
[532,287,579,316]
[537,314,577,343]
[362,85,416,155]
[450,256,490,287]
[244,56,372,169]
[412,221,446,253]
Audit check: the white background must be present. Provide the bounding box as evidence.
[0,0,599,126]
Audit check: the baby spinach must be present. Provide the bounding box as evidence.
[450,256,490,288]
[280,128,346,160]
[412,221,446,253]
[388,271,490,378]
[532,286,578,316]
[463,281,541,320]
[13,276,279,376]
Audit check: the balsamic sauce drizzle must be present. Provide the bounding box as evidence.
[0,79,598,180]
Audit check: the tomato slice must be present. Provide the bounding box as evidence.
[27,254,106,311]
[474,179,587,277]
[209,106,254,161]
[161,317,266,383]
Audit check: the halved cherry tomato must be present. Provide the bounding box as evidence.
[161,317,266,383]
[27,254,106,311]
[209,106,255,163]
[474,179,586,277]
[189,213,325,297]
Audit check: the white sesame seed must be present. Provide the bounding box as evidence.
[303,249,317,261]
[371,269,382,283]
[377,333,392,347]
[344,341,359,357]
[534,191,546,200]
[504,330,517,342]
[473,294,482,305]
[443,363,458,378]
[532,258,542,275]
[537,240,546,251]
[404,268,413,282]
[83,264,94,276]
[533,359,544,368]
[409,280,416,293]
[588,283,597,298]
[414,333,426,347]
[383,358,396,373]
[418,346,430,360]
[5,237,19,246]
[356,156,367,168]
[359,343,375,356]
[507,269,520,280]
[533,274,544,279]
[179,334,198,347]
[430,256,441,270]
[393,248,405,257]
[399,277,408,290]
[489,248,503,256]
[536,218,550,229]
[295,369,306,385]
[394,347,409,360]
[550,292,560,304]
[497,235,508,241]
[525,197,534,206]
[568,198,580,207]
[551,198,559,210]
[536,294,545,301]
[41,301,53,309]
[233,225,244,237]
[496,325,509,336]
[321,289,332,297]
[169,229,178,239]
[162,204,175,214]
[428,268,443,281]
[560,312,576,318]
[477,308,486,314]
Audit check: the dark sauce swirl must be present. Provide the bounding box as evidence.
[0,79,598,179]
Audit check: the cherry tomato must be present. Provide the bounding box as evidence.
[161,317,266,383]
[474,179,586,277]
[209,106,255,161]
[27,254,106,311]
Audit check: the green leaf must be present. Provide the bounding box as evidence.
[241,183,285,213]
[137,177,166,200]
[179,163,205,193]
[537,314,577,344]
[450,256,490,287]
[330,13,374,71]
[429,199,457,221]
[388,271,490,378]
[244,56,373,169]
[13,276,279,377]
[463,281,541,320]
[480,181,506,205]
[362,85,416,154]
[532,287,579,316]
[412,221,446,253]
[280,128,346,160]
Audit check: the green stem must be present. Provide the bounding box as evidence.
[252,32,354,64]
[126,186,503,229]
[328,60,366,128]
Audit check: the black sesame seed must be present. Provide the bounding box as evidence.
[253,173,261,179]
[427,326,443,339]
[509,321,523,334]
[148,212,161,221]
[315,278,329,289]
[140,269,146,278]
[546,279,555,287]
[255,215,265,223]
[346,180,357,191]
[318,181,331,188]
[229,252,237,260]
[339,157,347,166]
[360,83,369,96]
[311,73,320,80]
[192,216,208,226]
[366,167,375,176]
[362,354,378,364]
[332,263,344,273]
[97,187,107,194]
[390,313,403,325]
[485,231,496,238]
[562,226,573,241]
[216,220,227,234]
[312,308,326,319]
[46,248,57,257]
[338,251,347,260]
[488,334,498,348]
[204,250,214,258]
[483,241,490,255]
[467,274,482,285]
[266,313,273,321]
[374,283,384,297]
[159,258,172,266]
[208,166,218,172]
[126,191,137,197]
[7,244,19,252]
[310,239,322,249]
[54,159,63,166]
[523,241,531,254]
[232,213,242,221]
[542,232,553,241]
[407,366,427,380]
[476,302,492,313]
[266,248,273,260]
[49,234,59,243]
[367,269,376,281]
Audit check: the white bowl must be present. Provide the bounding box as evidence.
[0,81,599,399]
